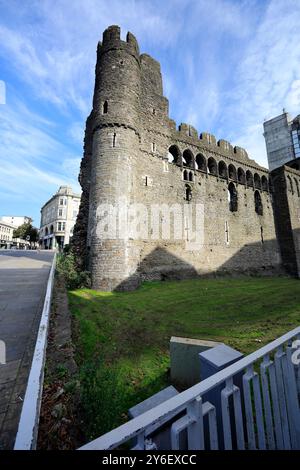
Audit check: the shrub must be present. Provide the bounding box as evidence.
[56,251,91,290]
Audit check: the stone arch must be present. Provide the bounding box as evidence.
[218,160,228,179]
[237,167,246,185]
[207,157,217,176]
[287,175,294,194]
[189,171,194,182]
[168,145,180,164]
[254,190,263,215]
[294,178,300,197]
[45,227,49,236]
[182,149,194,168]
[246,170,253,187]
[195,153,207,172]
[254,173,261,190]
[183,169,188,181]
[228,164,237,181]
[50,225,54,234]
[228,182,238,212]
[261,175,268,191]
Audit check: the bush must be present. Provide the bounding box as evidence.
[56,251,91,290]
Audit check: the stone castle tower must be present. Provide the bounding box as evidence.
[73,25,300,290]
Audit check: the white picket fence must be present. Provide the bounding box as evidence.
[79,326,300,450]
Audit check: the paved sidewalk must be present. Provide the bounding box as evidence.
[0,250,54,449]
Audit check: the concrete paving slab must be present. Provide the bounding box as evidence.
[0,250,54,449]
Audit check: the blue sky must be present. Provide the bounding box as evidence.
[0,0,300,226]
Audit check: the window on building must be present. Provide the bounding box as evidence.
[207,157,217,176]
[185,184,192,201]
[103,100,108,114]
[246,170,253,187]
[254,190,263,215]
[195,154,206,172]
[228,182,238,212]
[58,209,63,217]
[225,221,229,244]
[261,226,264,244]
[59,198,64,205]
[182,149,194,168]
[218,161,227,179]
[168,145,180,164]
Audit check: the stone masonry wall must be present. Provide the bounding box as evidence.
[75,25,290,291]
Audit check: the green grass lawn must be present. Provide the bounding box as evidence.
[68,276,300,441]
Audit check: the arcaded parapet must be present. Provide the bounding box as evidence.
[75,25,300,291]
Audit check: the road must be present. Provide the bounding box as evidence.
[0,250,55,449]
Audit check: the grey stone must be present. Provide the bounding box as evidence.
[170,336,222,388]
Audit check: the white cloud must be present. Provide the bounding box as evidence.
[221,0,300,167]
[0,97,81,221]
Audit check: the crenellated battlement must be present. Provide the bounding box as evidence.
[99,25,140,59]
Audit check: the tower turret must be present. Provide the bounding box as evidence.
[88,25,142,290]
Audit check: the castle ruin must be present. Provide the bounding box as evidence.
[73,25,300,291]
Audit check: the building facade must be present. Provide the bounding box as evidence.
[73,25,300,291]
[0,215,33,228]
[0,221,14,249]
[264,111,300,171]
[40,186,81,249]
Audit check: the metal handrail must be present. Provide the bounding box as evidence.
[78,325,300,450]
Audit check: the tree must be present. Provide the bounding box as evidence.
[13,223,39,242]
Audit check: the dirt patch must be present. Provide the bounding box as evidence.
[37,274,85,449]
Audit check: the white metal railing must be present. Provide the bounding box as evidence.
[78,326,300,450]
[14,253,56,450]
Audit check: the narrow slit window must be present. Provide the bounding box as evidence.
[103,100,108,114]
[225,221,229,244]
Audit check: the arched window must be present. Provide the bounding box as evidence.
[294,178,300,197]
[254,190,263,215]
[195,153,206,172]
[287,175,294,194]
[189,171,193,182]
[261,175,268,191]
[228,164,237,181]
[246,170,253,187]
[254,173,261,190]
[237,168,246,185]
[218,161,227,179]
[45,227,49,236]
[208,157,217,176]
[183,169,188,181]
[103,100,108,114]
[228,182,238,212]
[185,184,192,201]
[50,225,54,234]
[182,149,194,168]
[168,145,180,164]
